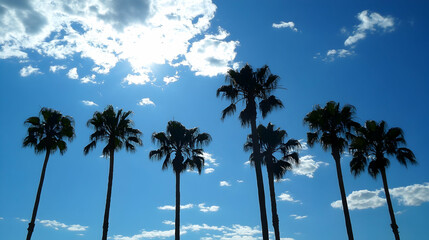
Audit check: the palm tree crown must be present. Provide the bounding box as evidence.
[350,120,416,178]
[24,108,75,154]
[149,120,211,174]
[84,105,142,155]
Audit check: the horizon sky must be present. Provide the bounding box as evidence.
[1,0,429,239]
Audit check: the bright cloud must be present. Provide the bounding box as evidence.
[163,72,180,85]
[39,219,88,232]
[82,100,98,106]
[185,27,239,77]
[345,10,394,46]
[137,98,155,106]
[203,152,218,167]
[123,72,153,85]
[220,181,231,187]
[49,65,66,73]
[162,220,175,225]
[390,183,429,206]
[276,178,291,183]
[272,21,298,31]
[331,189,385,210]
[81,74,97,84]
[292,155,328,178]
[290,214,307,220]
[0,0,238,79]
[158,204,194,210]
[198,203,220,212]
[67,68,78,79]
[237,180,244,183]
[277,191,300,203]
[204,168,215,174]
[20,65,41,77]
[112,229,185,239]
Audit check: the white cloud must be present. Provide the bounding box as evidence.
[198,203,220,212]
[277,191,300,203]
[39,219,88,232]
[390,183,429,206]
[163,72,180,85]
[49,65,66,73]
[16,217,29,222]
[82,100,98,106]
[345,10,394,46]
[244,161,250,165]
[185,27,239,77]
[276,178,291,183]
[298,139,308,151]
[237,180,244,183]
[290,214,307,220]
[202,152,218,167]
[292,155,328,178]
[20,65,41,77]
[137,98,155,106]
[331,183,429,210]
[112,229,186,239]
[123,72,153,85]
[0,0,237,79]
[182,223,224,232]
[272,21,298,32]
[204,168,215,174]
[158,204,194,210]
[324,49,354,61]
[81,74,97,84]
[220,181,231,187]
[67,68,78,79]
[162,220,175,225]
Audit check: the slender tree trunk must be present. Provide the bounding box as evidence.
[175,172,181,240]
[26,149,50,240]
[267,160,280,240]
[250,118,269,240]
[101,150,114,240]
[332,149,354,240]
[380,168,400,240]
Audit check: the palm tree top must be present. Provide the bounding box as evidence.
[304,101,359,153]
[350,120,416,178]
[84,105,142,156]
[216,64,283,125]
[149,120,211,174]
[23,107,75,154]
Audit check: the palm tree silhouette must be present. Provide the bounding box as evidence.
[217,64,283,239]
[149,121,211,240]
[245,123,300,240]
[83,105,142,240]
[349,120,416,240]
[23,108,75,240]
[303,101,358,240]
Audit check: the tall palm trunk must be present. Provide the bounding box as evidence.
[175,172,181,240]
[101,150,114,240]
[26,149,50,240]
[380,168,400,240]
[250,117,269,240]
[332,149,354,240]
[266,159,280,240]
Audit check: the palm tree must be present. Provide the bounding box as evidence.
[23,108,75,240]
[216,64,283,239]
[349,120,416,240]
[303,101,358,240]
[84,105,142,240]
[149,121,211,240]
[245,123,300,240]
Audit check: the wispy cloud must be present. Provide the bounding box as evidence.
[163,72,180,85]
[20,65,41,77]
[204,168,215,174]
[220,181,231,187]
[290,214,307,220]
[198,203,220,212]
[162,220,175,225]
[81,74,97,84]
[82,100,98,106]
[49,65,66,73]
[137,98,155,106]
[158,204,194,210]
[277,191,300,203]
[292,155,328,178]
[272,21,298,32]
[16,217,29,222]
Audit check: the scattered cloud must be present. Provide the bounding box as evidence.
[298,139,308,151]
[198,203,220,212]
[345,10,394,46]
[202,152,219,167]
[331,183,429,210]
[163,72,180,85]
[38,219,88,232]
[49,65,66,73]
[162,220,175,225]
[292,155,328,178]
[290,214,307,220]
[324,49,354,62]
[20,65,41,77]
[244,160,251,165]
[123,72,153,85]
[185,27,239,77]
[204,168,215,174]
[272,21,298,32]
[276,178,291,183]
[137,98,155,106]
[67,68,78,79]
[81,74,97,84]
[277,191,300,203]
[112,229,185,239]
[237,180,244,183]
[220,181,231,187]
[158,204,194,210]
[82,100,98,106]
[16,217,29,222]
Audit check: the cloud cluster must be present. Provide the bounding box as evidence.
[0,0,238,80]
[39,219,88,232]
[220,181,231,187]
[198,203,220,212]
[158,203,194,210]
[272,21,298,32]
[82,100,98,106]
[277,191,300,203]
[20,65,41,77]
[331,183,429,210]
[292,155,328,178]
[137,98,155,106]
[322,10,394,61]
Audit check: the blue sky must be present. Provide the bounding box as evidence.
[1,0,429,239]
